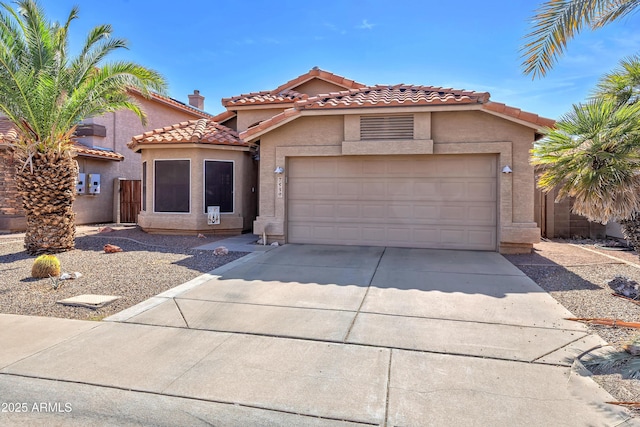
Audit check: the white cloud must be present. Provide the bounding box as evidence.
[357,19,375,30]
[324,22,347,35]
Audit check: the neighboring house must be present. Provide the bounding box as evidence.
[134,67,553,253]
[0,89,211,232]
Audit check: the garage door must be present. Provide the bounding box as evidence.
[287,154,497,250]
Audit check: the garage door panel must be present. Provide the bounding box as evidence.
[287,155,497,250]
[290,201,496,226]
[336,204,360,218]
[338,182,361,196]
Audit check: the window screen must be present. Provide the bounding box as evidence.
[154,160,190,213]
[204,160,233,213]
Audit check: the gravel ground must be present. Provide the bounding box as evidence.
[0,225,248,321]
[505,239,640,404]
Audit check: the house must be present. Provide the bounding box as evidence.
[0,89,211,232]
[135,67,553,253]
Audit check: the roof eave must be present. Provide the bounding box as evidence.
[74,152,124,161]
[129,141,253,153]
[127,88,213,119]
[481,108,555,132]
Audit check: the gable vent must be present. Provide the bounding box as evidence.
[360,115,414,140]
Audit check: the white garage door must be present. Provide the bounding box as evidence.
[287,155,497,250]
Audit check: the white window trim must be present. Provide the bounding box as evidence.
[153,158,191,214]
[203,159,235,214]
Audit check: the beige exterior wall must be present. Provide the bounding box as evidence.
[73,158,117,224]
[136,145,256,235]
[253,109,541,253]
[72,94,202,225]
[293,80,350,97]
[236,108,287,133]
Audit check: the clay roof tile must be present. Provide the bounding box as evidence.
[128,119,249,152]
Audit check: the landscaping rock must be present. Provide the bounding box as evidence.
[608,275,640,299]
[213,246,228,256]
[103,244,123,253]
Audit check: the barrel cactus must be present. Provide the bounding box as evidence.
[31,254,61,278]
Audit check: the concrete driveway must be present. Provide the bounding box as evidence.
[0,244,636,426]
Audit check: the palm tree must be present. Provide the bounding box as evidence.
[0,0,166,254]
[532,98,640,247]
[595,55,640,106]
[522,0,640,78]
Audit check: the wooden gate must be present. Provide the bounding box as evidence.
[120,180,141,223]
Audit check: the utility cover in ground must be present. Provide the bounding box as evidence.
[57,295,121,309]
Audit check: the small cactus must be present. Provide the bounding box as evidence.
[31,254,61,278]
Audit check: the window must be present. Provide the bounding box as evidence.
[154,160,190,213]
[204,160,234,213]
[142,161,147,211]
[360,115,414,140]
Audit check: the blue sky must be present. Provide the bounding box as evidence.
[37,0,640,120]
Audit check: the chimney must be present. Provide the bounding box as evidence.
[188,90,205,110]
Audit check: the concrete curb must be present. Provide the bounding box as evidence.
[103,251,267,323]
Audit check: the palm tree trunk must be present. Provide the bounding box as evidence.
[14,150,78,255]
[619,212,640,253]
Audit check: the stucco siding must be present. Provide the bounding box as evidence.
[254,110,540,252]
[293,80,350,97]
[237,108,287,133]
[137,146,255,234]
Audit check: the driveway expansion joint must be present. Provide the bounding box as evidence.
[530,333,593,364]
[173,296,360,314]
[343,247,385,343]
[355,309,588,332]
[172,298,190,328]
[382,349,393,427]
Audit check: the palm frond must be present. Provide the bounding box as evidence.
[521,0,639,78]
[594,0,640,26]
[594,55,640,105]
[0,0,167,156]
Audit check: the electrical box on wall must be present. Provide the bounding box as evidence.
[88,174,101,194]
[76,173,86,194]
[207,206,220,225]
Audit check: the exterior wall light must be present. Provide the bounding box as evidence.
[502,165,513,174]
[274,166,284,174]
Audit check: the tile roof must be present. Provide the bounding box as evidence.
[128,118,250,152]
[272,67,366,94]
[241,84,555,140]
[222,67,367,107]
[223,89,307,107]
[73,143,124,161]
[0,118,17,142]
[297,85,491,109]
[484,101,555,129]
[210,110,236,124]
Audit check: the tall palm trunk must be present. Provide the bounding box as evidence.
[14,150,78,254]
[620,212,640,253]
